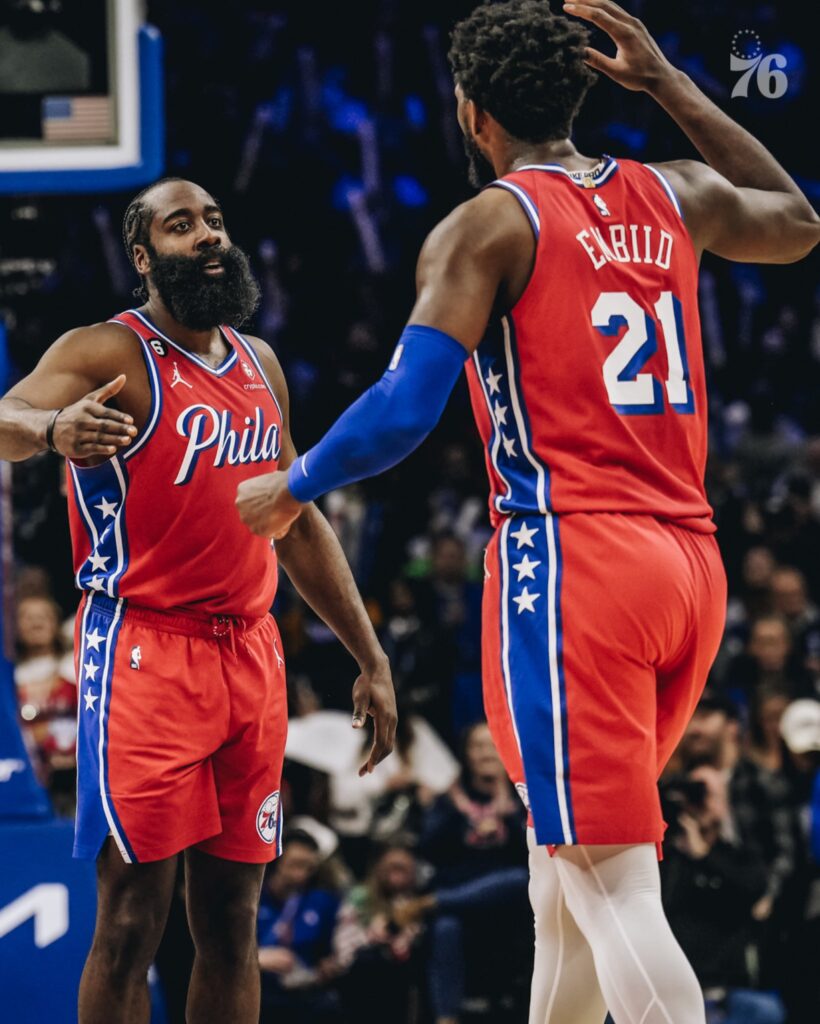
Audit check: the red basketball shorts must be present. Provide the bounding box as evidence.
[482,512,726,848]
[73,592,287,864]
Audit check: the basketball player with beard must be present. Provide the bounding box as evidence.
[0,177,397,1024]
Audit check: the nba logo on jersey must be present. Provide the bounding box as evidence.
[241,360,255,380]
[256,791,280,844]
[130,645,142,670]
[515,782,531,811]
[593,194,610,217]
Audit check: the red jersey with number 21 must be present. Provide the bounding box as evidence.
[465,156,713,532]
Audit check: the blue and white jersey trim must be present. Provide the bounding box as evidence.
[474,316,552,517]
[644,164,684,220]
[227,327,285,424]
[70,457,131,598]
[490,180,541,237]
[515,155,619,188]
[126,308,239,377]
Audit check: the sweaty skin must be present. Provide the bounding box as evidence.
[234,0,819,540]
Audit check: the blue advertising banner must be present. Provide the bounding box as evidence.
[0,320,51,823]
[0,820,96,1024]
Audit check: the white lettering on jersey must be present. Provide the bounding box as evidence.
[174,404,281,486]
[576,224,673,271]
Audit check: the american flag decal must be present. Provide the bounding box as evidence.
[42,96,113,142]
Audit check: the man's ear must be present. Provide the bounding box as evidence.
[132,244,151,276]
[465,97,485,139]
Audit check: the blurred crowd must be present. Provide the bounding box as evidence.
[2,1,819,1022]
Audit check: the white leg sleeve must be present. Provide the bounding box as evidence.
[527,829,608,1024]
[553,843,706,1024]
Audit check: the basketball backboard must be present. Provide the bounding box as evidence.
[0,0,163,193]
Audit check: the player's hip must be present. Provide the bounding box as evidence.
[483,511,725,652]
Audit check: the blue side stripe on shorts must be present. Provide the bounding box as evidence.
[501,515,576,845]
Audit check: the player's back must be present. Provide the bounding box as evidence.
[465,155,713,532]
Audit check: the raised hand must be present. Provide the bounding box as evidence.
[564,1,676,93]
[52,375,137,458]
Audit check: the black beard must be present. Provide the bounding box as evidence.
[463,133,497,189]
[145,244,261,330]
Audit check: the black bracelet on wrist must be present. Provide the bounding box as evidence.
[46,408,63,454]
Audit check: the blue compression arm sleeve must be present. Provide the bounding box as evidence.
[288,325,467,503]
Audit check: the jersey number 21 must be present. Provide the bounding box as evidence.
[591,291,694,416]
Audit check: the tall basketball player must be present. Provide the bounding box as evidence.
[0,178,397,1024]
[237,2,819,1022]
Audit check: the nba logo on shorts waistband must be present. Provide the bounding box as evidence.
[130,645,142,670]
[256,791,280,844]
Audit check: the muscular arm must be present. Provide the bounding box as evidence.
[242,338,397,772]
[567,0,820,263]
[234,188,531,536]
[406,185,533,349]
[0,323,141,461]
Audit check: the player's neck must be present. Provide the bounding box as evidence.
[499,137,601,177]
[140,299,224,357]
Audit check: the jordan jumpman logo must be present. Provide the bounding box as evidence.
[170,362,193,389]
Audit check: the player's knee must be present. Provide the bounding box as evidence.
[190,892,259,965]
[92,904,165,979]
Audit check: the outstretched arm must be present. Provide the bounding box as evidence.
[0,325,139,462]
[565,0,820,262]
[234,186,530,539]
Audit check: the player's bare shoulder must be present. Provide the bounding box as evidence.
[412,188,536,339]
[46,319,147,381]
[420,187,535,272]
[13,318,153,427]
[646,160,734,253]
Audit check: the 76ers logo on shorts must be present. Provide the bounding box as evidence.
[256,791,280,845]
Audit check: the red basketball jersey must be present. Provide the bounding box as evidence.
[66,309,281,618]
[465,156,714,532]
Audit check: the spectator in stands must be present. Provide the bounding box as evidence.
[381,576,457,738]
[334,843,423,1024]
[721,613,810,702]
[14,592,76,809]
[771,567,820,692]
[661,766,785,1024]
[747,687,791,777]
[679,693,796,929]
[776,700,820,1023]
[257,829,342,1023]
[403,722,530,1024]
[725,545,776,632]
[328,704,459,875]
[767,476,820,602]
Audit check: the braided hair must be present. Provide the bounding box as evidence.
[121,177,185,301]
[448,0,597,143]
